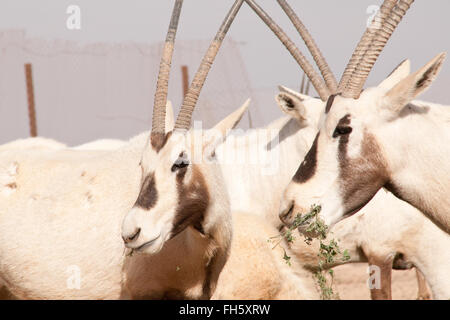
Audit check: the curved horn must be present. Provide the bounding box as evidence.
[151,0,183,134]
[343,0,414,98]
[244,0,330,101]
[277,0,338,93]
[174,0,244,130]
[338,0,398,93]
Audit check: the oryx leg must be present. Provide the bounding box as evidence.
[367,255,394,300]
[415,269,432,300]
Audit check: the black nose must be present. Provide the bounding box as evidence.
[122,228,141,244]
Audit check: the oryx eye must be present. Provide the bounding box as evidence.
[171,152,189,172]
[333,126,352,138]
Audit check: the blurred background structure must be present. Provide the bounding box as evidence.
[0,32,259,145]
[0,0,449,145]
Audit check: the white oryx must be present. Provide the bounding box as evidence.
[330,190,450,300]
[240,0,442,299]
[279,0,450,234]
[213,211,318,299]
[0,0,317,301]
[0,131,147,299]
[216,0,338,227]
[280,54,450,234]
[0,0,250,299]
[119,0,252,299]
[0,137,67,151]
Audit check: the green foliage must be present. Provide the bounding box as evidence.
[270,204,351,300]
[283,250,292,266]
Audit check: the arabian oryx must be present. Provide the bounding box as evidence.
[217,0,435,299]
[278,0,450,236]
[241,0,445,299]
[120,0,251,299]
[0,0,251,299]
[216,0,340,227]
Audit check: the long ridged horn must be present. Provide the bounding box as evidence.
[244,0,330,101]
[277,0,337,93]
[174,0,244,130]
[343,0,414,98]
[338,0,398,93]
[151,0,183,134]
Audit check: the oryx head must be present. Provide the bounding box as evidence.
[121,0,247,254]
[278,0,447,231]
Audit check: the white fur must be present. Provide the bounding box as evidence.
[216,93,323,227]
[0,132,149,299]
[121,100,250,299]
[0,137,67,151]
[237,86,447,299]
[0,97,251,299]
[213,212,318,299]
[73,139,126,150]
[330,190,450,299]
[280,54,450,232]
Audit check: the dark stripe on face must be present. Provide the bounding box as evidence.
[135,173,158,210]
[337,116,351,161]
[337,114,351,127]
[171,166,210,238]
[338,126,389,216]
[292,132,319,183]
[325,94,338,114]
[151,131,172,152]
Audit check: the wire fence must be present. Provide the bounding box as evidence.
[0,30,293,146]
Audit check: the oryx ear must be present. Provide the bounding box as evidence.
[203,99,250,155]
[278,85,311,102]
[378,59,411,91]
[165,100,174,133]
[276,90,307,122]
[384,53,446,113]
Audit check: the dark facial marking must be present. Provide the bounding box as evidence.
[171,152,189,172]
[292,132,319,183]
[135,173,158,210]
[151,131,172,153]
[338,127,389,216]
[333,114,352,138]
[336,115,352,162]
[325,94,338,114]
[337,114,351,127]
[171,166,210,238]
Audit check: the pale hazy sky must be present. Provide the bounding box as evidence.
[0,0,449,103]
[0,0,450,103]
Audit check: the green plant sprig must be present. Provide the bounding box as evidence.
[269,204,351,300]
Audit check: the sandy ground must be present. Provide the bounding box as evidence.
[333,264,419,300]
[0,264,421,300]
